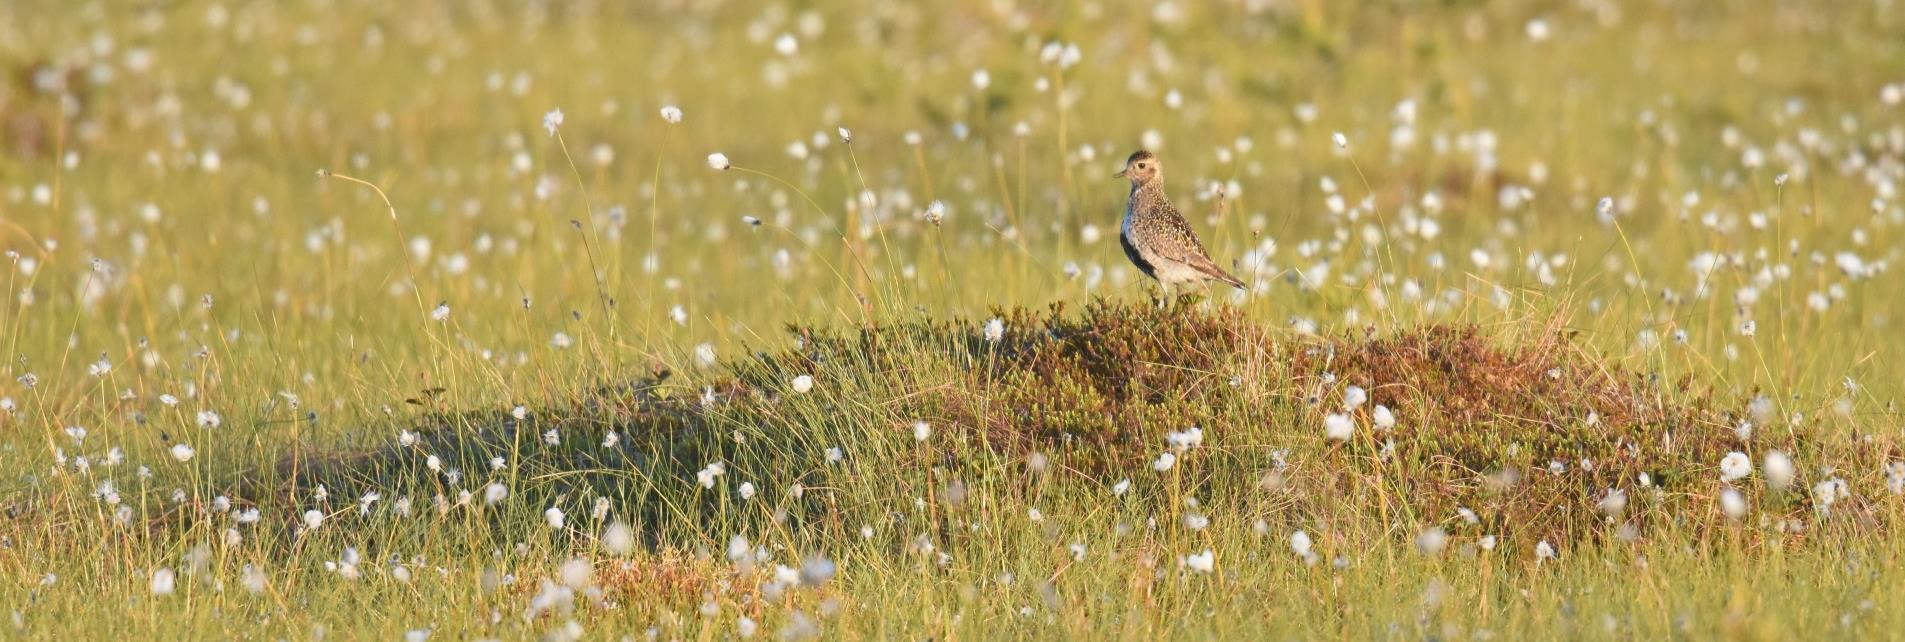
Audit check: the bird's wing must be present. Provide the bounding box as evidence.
[1153,202,1244,287]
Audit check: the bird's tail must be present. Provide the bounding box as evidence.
[1217,269,1245,289]
[1193,259,1246,289]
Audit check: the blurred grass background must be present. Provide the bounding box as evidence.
[2,0,1904,638]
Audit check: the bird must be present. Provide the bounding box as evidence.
[1115,150,1244,298]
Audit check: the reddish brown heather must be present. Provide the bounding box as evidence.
[737,299,1889,545]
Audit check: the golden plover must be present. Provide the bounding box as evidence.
[1116,150,1244,295]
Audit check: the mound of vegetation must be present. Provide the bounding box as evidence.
[273,300,1888,552]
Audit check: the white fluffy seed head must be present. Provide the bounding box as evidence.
[1720,488,1748,519]
[982,318,1004,343]
[1185,549,1215,573]
[1324,413,1354,442]
[602,521,635,555]
[150,567,176,596]
[1764,451,1795,490]
[1415,527,1447,556]
[1719,451,1752,481]
[558,558,592,589]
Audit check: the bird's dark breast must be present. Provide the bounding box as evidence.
[1120,230,1156,279]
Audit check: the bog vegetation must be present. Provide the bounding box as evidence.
[1,1,1903,639]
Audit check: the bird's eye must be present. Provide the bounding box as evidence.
[1137,162,1146,169]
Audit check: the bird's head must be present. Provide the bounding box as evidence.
[1115,149,1160,185]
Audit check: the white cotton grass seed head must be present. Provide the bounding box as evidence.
[1324,413,1354,442]
[924,200,947,226]
[707,153,731,170]
[559,558,593,589]
[1764,451,1796,490]
[150,567,177,596]
[542,108,563,136]
[1415,527,1447,556]
[983,318,1004,343]
[1719,451,1752,481]
[1152,451,1177,472]
[602,521,635,555]
[1165,426,1203,452]
[790,375,814,394]
[1720,488,1748,519]
[660,105,682,124]
[1343,385,1367,410]
[241,564,268,594]
[1372,405,1396,430]
[1185,550,1215,573]
[1597,489,1627,517]
[1525,18,1552,41]
[912,421,931,442]
[1813,478,1849,515]
[800,555,836,586]
[696,462,727,489]
[170,443,196,462]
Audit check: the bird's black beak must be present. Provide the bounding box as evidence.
[1114,168,1128,179]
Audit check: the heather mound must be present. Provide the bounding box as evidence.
[268,300,1886,551]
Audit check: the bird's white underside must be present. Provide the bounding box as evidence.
[1152,262,1212,287]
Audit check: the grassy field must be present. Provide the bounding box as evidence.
[3,0,1905,638]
